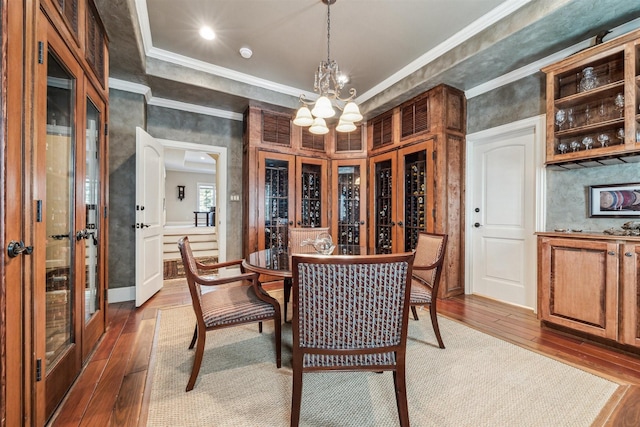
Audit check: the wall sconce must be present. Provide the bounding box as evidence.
[177,185,185,201]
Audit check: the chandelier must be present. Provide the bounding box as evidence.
[293,0,363,134]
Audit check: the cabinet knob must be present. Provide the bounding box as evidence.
[608,251,616,256]
[397,221,403,227]
[625,252,633,257]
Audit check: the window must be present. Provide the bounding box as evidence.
[197,182,216,211]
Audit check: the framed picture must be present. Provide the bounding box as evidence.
[588,183,640,217]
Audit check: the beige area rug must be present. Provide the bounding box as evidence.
[147,304,621,427]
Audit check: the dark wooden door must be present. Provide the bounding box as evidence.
[35,15,84,421]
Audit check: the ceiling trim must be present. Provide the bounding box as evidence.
[135,0,532,106]
[108,78,152,101]
[108,77,243,121]
[356,0,533,103]
[148,97,244,121]
[465,17,640,99]
[147,46,316,100]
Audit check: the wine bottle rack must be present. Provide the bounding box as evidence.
[264,160,289,252]
[404,152,427,250]
[299,164,322,227]
[336,166,361,254]
[374,160,393,253]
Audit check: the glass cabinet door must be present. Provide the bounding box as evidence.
[332,159,367,254]
[369,140,434,254]
[39,41,84,421]
[295,156,328,228]
[369,151,397,254]
[258,151,295,252]
[81,84,107,359]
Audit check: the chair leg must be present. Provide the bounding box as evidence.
[284,278,292,322]
[186,326,206,391]
[290,357,303,427]
[393,365,410,427]
[411,306,419,321]
[274,318,282,368]
[259,321,263,333]
[430,304,445,349]
[188,325,197,349]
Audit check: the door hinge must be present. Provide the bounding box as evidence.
[36,359,42,382]
[104,123,108,136]
[432,151,436,161]
[38,41,44,64]
[36,200,43,222]
[432,208,436,219]
[104,288,108,303]
[104,206,108,218]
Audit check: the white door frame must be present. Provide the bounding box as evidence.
[464,114,546,308]
[158,138,227,263]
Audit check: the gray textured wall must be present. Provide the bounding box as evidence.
[546,164,640,232]
[108,89,146,290]
[146,105,244,261]
[107,94,243,290]
[467,72,545,134]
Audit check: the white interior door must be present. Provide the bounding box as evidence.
[135,127,165,306]
[468,117,544,309]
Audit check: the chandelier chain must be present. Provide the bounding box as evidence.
[326,0,331,63]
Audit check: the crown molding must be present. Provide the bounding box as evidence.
[356,0,533,103]
[146,47,315,100]
[465,17,640,99]
[108,78,243,121]
[148,97,243,121]
[108,78,152,102]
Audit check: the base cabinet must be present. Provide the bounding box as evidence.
[538,235,640,349]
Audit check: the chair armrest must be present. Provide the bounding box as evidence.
[196,271,259,287]
[195,258,243,271]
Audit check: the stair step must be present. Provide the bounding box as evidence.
[164,240,217,253]
[164,249,218,261]
[163,233,216,244]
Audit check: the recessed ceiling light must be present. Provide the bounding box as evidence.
[239,47,253,59]
[199,26,215,41]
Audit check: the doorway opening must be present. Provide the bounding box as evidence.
[159,139,227,280]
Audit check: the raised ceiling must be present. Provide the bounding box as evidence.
[96,0,640,118]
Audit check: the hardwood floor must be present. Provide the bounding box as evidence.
[48,279,640,426]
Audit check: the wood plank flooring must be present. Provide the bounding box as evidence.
[48,280,640,426]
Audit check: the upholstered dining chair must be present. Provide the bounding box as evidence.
[410,232,448,349]
[288,226,330,254]
[290,252,415,427]
[283,227,330,320]
[178,236,282,391]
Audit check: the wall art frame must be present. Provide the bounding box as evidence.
[588,183,640,217]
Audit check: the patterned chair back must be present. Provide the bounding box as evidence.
[288,227,330,255]
[291,252,415,364]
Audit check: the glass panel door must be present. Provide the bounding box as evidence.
[45,50,76,370]
[84,100,100,323]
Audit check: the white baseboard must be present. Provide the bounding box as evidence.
[108,286,135,303]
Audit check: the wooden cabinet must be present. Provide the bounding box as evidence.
[538,235,640,349]
[621,242,640,347]
[244,85,465,298]
[542,29,640,168]
[244,106,332,254]
[367,84,466,298]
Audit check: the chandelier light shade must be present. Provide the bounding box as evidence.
[293,0,362,133]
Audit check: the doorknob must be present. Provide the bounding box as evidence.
[7,240,34,258]
[474,222,482,228]
[397,221,404,227]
